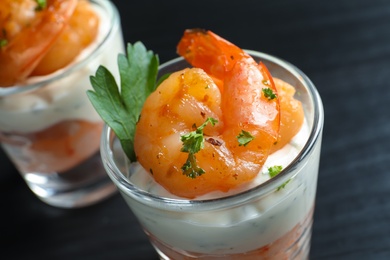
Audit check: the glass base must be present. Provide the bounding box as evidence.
[149,211,313,260]
[22,151,117,208]
[152,231,310,260]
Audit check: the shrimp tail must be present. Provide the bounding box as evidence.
[177,29,251,81]
[178,29,280,139]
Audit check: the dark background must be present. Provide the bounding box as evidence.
[2,0,390,259]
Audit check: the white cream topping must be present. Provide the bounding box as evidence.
[121,118,321,254]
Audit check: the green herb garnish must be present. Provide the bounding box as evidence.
[237,130,254,146]
[181,153,205,179]
[277,179,291,191]
[262,87,277,100]
[87,42,159,162]
[268,165,283,178]
[35,0,47,11]
[180,117,218,178]
[0,39,7,48]
[267,165,290,190]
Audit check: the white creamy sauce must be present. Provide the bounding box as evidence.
[122,118,321,254]
[0,4,123,133]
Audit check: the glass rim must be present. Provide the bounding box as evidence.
[101,50,324,211]
[0,0,120,97]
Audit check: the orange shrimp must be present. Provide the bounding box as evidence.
[0,0,77,87]
[271,78,304,152]
[178,30,304,153]
[31,0,99,76]
[134,30,280,198]
[0,119,103,174]
[29,120,103,173]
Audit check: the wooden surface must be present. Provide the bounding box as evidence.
[2,0,390,259]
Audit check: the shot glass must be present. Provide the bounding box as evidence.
[0,0,124,208]
[101,51,324,259]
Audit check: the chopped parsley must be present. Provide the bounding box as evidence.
[277,179,291,191]
[180,117,218,178]
[181,153,205,179]
[35,0,47,11]
[268,165,283,178]
[267,165,290,191]
[237,130,254,146]
[262,87,277,100]
[0,39,7,48]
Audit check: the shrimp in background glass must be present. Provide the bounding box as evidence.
[134,29,304,198]
[0,0,101,172]
[0,0,99,86]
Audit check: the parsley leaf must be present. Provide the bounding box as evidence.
[237,130,254,146]
[87,42,159,162]
[262,87,277,100]
[35,0,47,11]
[180,117,218,178]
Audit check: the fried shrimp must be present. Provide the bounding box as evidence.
[32,0,99,76]
[134,30,283,198]
[0,0,99,86]
[271,78,305,152]
[0,0,77,86]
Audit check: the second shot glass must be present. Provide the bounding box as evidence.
[0,0,124,208]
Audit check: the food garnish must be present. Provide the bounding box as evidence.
[267,165,290,190]
[262,87,277,100]
[180,117,218,178]
[35,0,47,11]
[87,42,159,162]
[0,39,7,48]
[268,165,283,178]
[237,130,255,147]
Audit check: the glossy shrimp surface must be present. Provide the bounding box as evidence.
[271,77,304,152]
[0,0,99,86]
[32,0,99,76]
[134,30,281,198]
[0,0,77,86]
